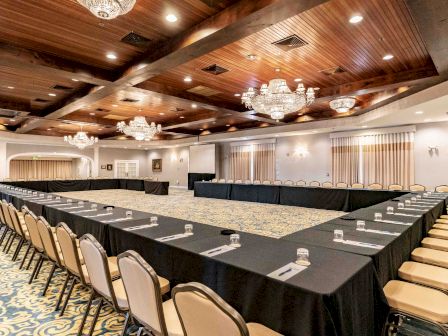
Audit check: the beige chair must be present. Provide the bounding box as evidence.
[244,180,252,185]
[435,185,448,192]
[262,180,272,185]
[7,204,29,263]
[411,247,448,268]
[410,184,426,192]
[296,180,306,187]
[283,180,293,186]
[211,179,218,183]
[421,237,448,252]
[117,251,181,336]
[384,280,448,334]
[321,181,333,188]
[399,261,448,292]
[235,180,242,184]
[173,282,282,336]
[0,200,9,248]
[0,201,15,254]
[253,180,261,185]
[367,183,383,190]
[309,181,320,187]
[23,210,47,282]
[428,229,448,240]
[351,183,364,189]
[273,180,282,185]
[388,184,403,191]
[227,179,234,184]
[335,182,348,188]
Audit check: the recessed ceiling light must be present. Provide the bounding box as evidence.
[72,78,79,82]
[48,93,56,97]
[191,103,197,108]
[89,112,96,116]
[180,116,185,119]
[47,128,52,131]
[10,119,15,122]
[246,54,257,61]
[106,53,117,60]
[294,78,302,82]
[275,67,281,72]
[7,86,14,89]
[234,93,241,97]
[415,111,424,114]
[383,54,394,61]
[166,14,178,22]
[226,124,230,127]
[199,128,204,131]
[184,76,192,82]
[159,112,165,116]
[275,134,279,137]
[98,128,103,131]
[349,15,363,24]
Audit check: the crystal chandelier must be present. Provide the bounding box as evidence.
[117,116,162,141]
[329,96,356,113]
[64,128,98,150]
[77,0,136,20]
[241,79,316,121]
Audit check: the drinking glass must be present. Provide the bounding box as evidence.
[405,200,411,206]
[230,234,241,247]
[125,211,133,219]
[416,195,422,200]
[411,197,417,203]
[296,248,310,266]
[356,220,366,231]
[47,195,53,199]
[333,229,344,242]
[184,224,194,236]
[150,216,158,226]
[78,201,84,206]
[423,192,428,197]
[386,206,394,214]
[374,212,383,221]
[106,207,114,214]
[398,202,404,209]
[67,199,72,204]
[91,203,98,210]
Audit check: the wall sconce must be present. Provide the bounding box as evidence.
[428,145,439,155]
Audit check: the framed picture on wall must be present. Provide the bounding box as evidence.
[101,165,106,169]
[152,159,162,172]
[106,164,113,171]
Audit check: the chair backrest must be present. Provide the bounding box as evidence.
[283,180,293,186]
[0,200,7,225]
[262,180,271,185]
[336,182,348,188]
[1,201,14,230]
[321,181,333,188]
[56,223,86,282]
[244,180,251,184]
[435,185,448,192]
[296,180,306,186]
[388,184,403,191]
[409,184,426,192]
[273,180,282,185]
[367,183,383,190]
[211,179,218,183]
[351,183,364,189]
[118,251,167,335]
[23,210,44,252]
[253,180,261,185]
[8,204,26,237]
[173,282,249,336]
[36,217,62,266]
[235,180,242,184]
[218,179,226,183]
[80,234,118,308]
[309,181,320,187]
[227,179,234,184]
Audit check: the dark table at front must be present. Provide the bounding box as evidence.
[188,173,215,190]
[144,181,169,195]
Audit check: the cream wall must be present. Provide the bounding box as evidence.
[98,148,149,178]
[147,146,189,187]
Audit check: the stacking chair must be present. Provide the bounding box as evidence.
[367,183,383,190]
[283,180,293,186]
[321,181,333,188]
[309,181,320,187]
[1,201,16,254]
[409,184,426,192]
[23,210,47,280]
[399,261,448,292]
[117,251,180,336]
[7,204,30,263]
[351,183,364,189]
[172,282,282,336]
[388,184,403,191]
[218,179,226,183]
[0,200,12,248]
[335,182,348,188]
[244,180,251,184]
[262,180,272,185]
[296,180,306,187]
[273,180,282,185]
[227,179,234,184]
[428,229,448,240]
[253,180,261,185]
[411,247,448,268]
[235,180,242,184]
[211,179,218,183]
[435,185,448,192]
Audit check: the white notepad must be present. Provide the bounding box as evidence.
[156,233,189,242]
[200,245,236,257]
[341,239,384,249]
[123,224,158,231]
[268,262,308,281]
[375,219,412,225]
[358,228,400,236]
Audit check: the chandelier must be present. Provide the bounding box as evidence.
[77,0,136,20]
[64,128,98,150]
[329,96,356,113]
[241,79,316,121]
[117,116,162,141]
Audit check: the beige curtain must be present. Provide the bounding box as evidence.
[362,132,414,189]
[229,146,251,180]
[253,143,275,181]
[331,136,360,185]
[10,160,73,180]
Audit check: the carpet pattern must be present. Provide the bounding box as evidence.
[56,188,345,238]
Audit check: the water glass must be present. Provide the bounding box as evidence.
[333,229,344,242]
[405,200,411,206]
[125,211,133,219]
[33,192,37,196]
[416,195,422,200]
[427,191,432,195]
[150,216,158,226]
[78,201,84,206]
[91,203,98,210]
[56,196,61,200]
[398,202,404,209]
[67,199,72,204]
[356,220,366,231]
[184,224,194,236]
[40,194,45,198]
[296,248,310,266]
[229,233,241,247]
[47,195,53,200]
[106,207,114,214]
[411,197,417,203]
[423,192,428,197]
[374,212,383,221]
[386,206,394,214]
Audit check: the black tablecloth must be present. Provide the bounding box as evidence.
[230,184,280,204]
[90,179,120,190]
[144,181,169,195]
[188,173,216,190]
[194,182,231,199]
[122,179,145,191]
[47,179,91,192]
[279,186,350,210]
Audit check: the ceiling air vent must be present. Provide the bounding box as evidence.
[121,32,152,49]
[319,66,346,76]
[121,98,140,103]
[51,84,73,91]
[201,64,229,75]
[272,34,308,51]
[34,98,49,103]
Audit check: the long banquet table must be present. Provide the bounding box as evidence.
[1,181,447,336]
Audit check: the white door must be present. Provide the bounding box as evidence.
[114,160,139,178]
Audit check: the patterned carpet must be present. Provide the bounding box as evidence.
[0,238,130,336]
[56,188,345,238]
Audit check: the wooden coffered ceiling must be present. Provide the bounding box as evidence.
[0,0,446,141]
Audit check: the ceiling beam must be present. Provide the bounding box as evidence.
[16,0,327,133]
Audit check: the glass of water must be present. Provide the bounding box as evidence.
[416,195,422,200]
[47,195,53,200]
[387,206,394,214]
[356,220,366,231]
[296,248,310,266]
[125,210,133,219]
[78,201,84,206]
[333,229,344,242]
[106,207,114,214]
[150,216,158,226]
[374,212,383,221]
[184,224,194,236]
[229,233,241,247]
[67,199,72,204]
[411,197,417,203]
[405,200,411,206]
[398,202,404,209]
[91,203,98,210]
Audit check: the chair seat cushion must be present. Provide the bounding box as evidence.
[384,280,448,324]
[429,229,448,240]
[82,256,119,284]
[436,219,448,224]
[422,237,448,252]
[247,323,282,336]
[433,223,448,231]
[440,215,448,220]
[399,261,448,291]
[112,278,129,309]
[412,247,448,268]
[162,299,184,336]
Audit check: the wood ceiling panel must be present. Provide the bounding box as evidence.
[0,0,238,70]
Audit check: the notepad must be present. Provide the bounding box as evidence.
[84,213,113,218]
[102,217,133,223]
[57,206,84,210]
[200,245,236,257]
[123,224,158,231]
[392,213,420,218]
[341,240,384,249]
[268,262,308,281]
[156,233,189,242]
[70,209,98,214]
[357,228,400,236]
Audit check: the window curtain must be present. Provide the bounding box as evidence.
[253,143,275,181]
[362,132,414,189]
[10,160,73,180]
[229,146,251,180]
[331,136,360,185]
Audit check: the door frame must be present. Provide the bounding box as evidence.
[113,160,140,178]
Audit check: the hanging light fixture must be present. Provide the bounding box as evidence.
[77,0,136,20]
[329,96,356,113]
[64,127,98,150]
[117,116,162,141]
[241,79,317,121]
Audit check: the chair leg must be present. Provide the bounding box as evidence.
[60,277,76,316]
[5,233,16,253]
[55,273,71,311]
[19,244,32,270]
[29,254,42,284]
[42,263,57,296]
[137,327,144,336]
[87,298,103,336]
[26,249,36,270]
[34,256,44,280]
[121,312,131,336]
[3,230,12,252]
[77,290,95,336]
[12,237,24,261]
[0,227,9,247]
